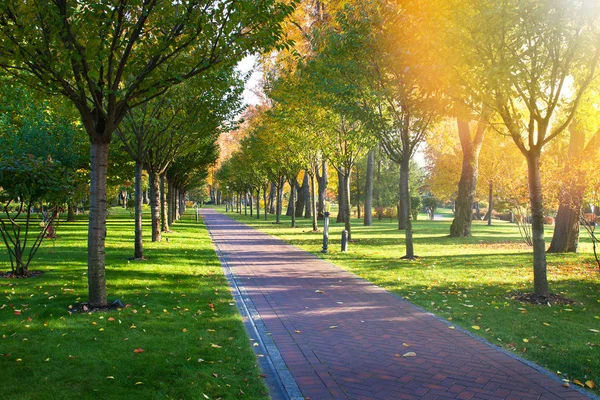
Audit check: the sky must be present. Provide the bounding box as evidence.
[236,55,262,106]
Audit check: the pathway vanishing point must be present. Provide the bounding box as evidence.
[201,209,596,400]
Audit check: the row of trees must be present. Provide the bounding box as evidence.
[0,1,296,307]
[215,0,600,298]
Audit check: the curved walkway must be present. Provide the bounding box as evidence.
[201,209,594,400]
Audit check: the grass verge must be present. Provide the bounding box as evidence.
[0,207,268,400]
[216,205,600,393]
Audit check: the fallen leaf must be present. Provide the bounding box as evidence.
[448,326,455,330]
[589,329,599,333]
[329,325,338,329]
[471,326,480,330]
[135,382,143,385]
[402,343,410,347]
[202,394,209,399]
[402,352,416,357]
[586,380,597,389]
[294,330,301,334]
[197,358,204,363]
[108,317,115,322]
[44,358,50,362]
[133,348,144,353]
[522,338,529,343]
[315,290,324,294]
[543,322,550,326]
[212,373,218,378]
[574,379,585,387]
[106,376,114,379]
[211,343,222,348]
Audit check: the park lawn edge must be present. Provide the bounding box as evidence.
[0,207,269,400]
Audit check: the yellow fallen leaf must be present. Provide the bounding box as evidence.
[92,322,97,326]
[586,380,597,389]
[253,343,259,347]
[182,328,187,333]
[573,379,584,387]
[98,328,104,332]
[402,343,410,347]
[211,343,222,348]
[106,376,114,379]
[44,358,50,362]
[294,330,301,334]
[402,352,416,357]
[135,382,143,385]
[522,338,529,343]
[589,329,599,333]
[16,359,22,362]
[471,326,480,330]
[543,322,550,326]
[448,326,455,330]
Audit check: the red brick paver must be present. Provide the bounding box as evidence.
[202,209,590,400]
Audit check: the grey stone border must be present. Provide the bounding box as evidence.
[205,221,304,400]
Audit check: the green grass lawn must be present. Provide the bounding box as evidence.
[0,207,268,400]
[216,205,600,392]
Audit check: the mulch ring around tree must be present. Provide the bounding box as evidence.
[514,292,574,305]
[70,299,125,313]
[0,270,44,279]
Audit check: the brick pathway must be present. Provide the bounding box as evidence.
[202,209,593,400]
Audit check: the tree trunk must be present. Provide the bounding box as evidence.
[317,160,328,220]
[449,115,487,237]
[276,184,282,224]
[398,167,406,230]
[290,181,296,228]
[160,174,169,232]
[310,170,318,231]
[526,153,549,296]
[344,172,352,240]
[263,187,268,221]
[134,160,144,259]
[286,184,295,216]
[356,165,361,220]
[67,203,76,222]
[249,191,253,217]
[295,173,309,217]
[487,180,493,226]
[167,176,174,226]
[256,188,261,220]
[149,172,161,242]
[400,156,415,259]
[364,149,374,226]
[268,183,276,214]
[88,142,109,307]
[548,123,591,253]
[337,170,346,223]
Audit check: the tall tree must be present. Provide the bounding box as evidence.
[467,0,600,295]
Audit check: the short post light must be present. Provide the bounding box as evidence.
[225,186,229,212]
[341,230,348,252]
[321,201,331,253]
[195,202,199,222]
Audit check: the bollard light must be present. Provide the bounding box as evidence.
[321,211,330,253]
[341,230,348,252]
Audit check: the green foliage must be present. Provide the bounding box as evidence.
[0,154,72,275]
